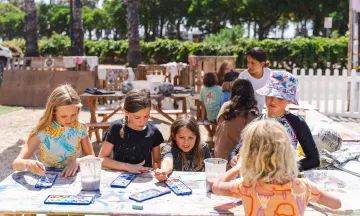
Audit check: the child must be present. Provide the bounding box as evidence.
[98,89,164,173]
[210,120,341,215]
[220,73,239,107]
[239,47,272,114]
[154,114,211,181]
[13,84,95,177]
[200,72,222,123]
[215,78,258,161]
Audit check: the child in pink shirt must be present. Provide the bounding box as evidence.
[210,120,341,215]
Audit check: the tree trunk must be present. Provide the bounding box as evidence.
[24,0,40,57]
[253,22,257,39]
[258,24,265,40]
[125,0,141,67]
[151,0,156,41]
[248,22,251,38]
[70,0,84,56]
[159,17,164,38]
[176,19,181,40]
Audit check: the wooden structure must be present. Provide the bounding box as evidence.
[0,57,96,107]
[137,64,192,86]
[188,56,236,93]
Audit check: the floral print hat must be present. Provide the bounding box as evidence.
[256,71,299,105]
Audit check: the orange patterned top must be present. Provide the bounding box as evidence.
[231,178,321,216]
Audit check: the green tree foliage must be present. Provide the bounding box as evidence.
[204,25,245,45]
[0,4,24,40]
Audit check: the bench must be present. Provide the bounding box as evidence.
[95,109,189,119]
[87,120,161,141]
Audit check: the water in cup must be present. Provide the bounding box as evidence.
[204,158,227,192]
[79,157,103,191]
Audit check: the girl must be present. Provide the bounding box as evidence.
[200,72,222,123]
[239,47,272,114]
[217,60,236,86]
[154,114,211,181]
[13,84,95,177]
[98,89,164,173]
[211,120,341,215]
[220,72,240,107]
[215,78,258,161]
[229,71,320,171]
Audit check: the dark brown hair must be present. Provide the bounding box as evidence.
[170,114,203,171]
[120,89,151,138]
[203,72,218,87]
[217,60,232,86]
[223,77,258,120]
[246,47,270,67]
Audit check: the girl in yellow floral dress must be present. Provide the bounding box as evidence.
[13,84,95,177]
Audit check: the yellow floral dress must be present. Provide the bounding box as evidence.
[36,121,88,168]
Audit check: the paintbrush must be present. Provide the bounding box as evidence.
[34,155,49,183]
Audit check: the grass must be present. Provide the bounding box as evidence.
[0,105,23,115]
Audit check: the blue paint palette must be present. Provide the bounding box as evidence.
[35,173,58,188]
[111,173,136,188]
[165,178,192,196]
[129,187,171,202]
[44,195,94,205]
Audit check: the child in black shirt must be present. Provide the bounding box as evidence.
[99,89,164,173]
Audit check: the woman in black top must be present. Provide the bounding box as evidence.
[229,71,320,171]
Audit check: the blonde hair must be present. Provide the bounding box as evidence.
[221,81,233,92]
[240,120,298,187]
[29,84,82,138]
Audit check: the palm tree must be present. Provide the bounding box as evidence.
[24,0,40,57]
[124,0,141,67]
[70,0,84,56]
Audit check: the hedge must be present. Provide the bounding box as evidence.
[1,34,348,69]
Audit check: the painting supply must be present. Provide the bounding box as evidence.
[34,155,50,183]
[132,204,143,210]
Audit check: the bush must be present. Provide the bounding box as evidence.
[2,35,348,70]
[0,40,24,57]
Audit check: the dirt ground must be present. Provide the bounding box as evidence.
[0,107,211,182]
[0,107,359,182]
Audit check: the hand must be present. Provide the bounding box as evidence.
[153,163,167,181]
[28,160,46,176]
[61,159,78,177]
[230,154,240,168]
[126,161,152,174]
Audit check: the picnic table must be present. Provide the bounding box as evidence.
[80,92,190,143]
[0,169,349,216]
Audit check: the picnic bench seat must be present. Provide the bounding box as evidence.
[96,109,190,118]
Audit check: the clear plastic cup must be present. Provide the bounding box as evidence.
[204,158,228,192]
[79,157,103,191]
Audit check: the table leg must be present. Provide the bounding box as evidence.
[87,97,101,143]
[182,97,187,114]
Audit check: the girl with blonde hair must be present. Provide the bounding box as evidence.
[210,120,341,215]
[13,84,95,177]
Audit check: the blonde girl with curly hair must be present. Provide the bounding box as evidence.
[210,120,341,215]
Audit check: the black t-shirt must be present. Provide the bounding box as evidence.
[229,113,320,171]
[161,142,211,172]
[104,119,164,168]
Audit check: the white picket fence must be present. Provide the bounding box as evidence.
[293,69,360,118]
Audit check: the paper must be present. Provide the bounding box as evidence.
[180,175,206,181]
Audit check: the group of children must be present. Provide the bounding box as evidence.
[12,47,341,215]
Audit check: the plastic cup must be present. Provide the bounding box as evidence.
[204,158,228,192]
[79,157,103,191]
